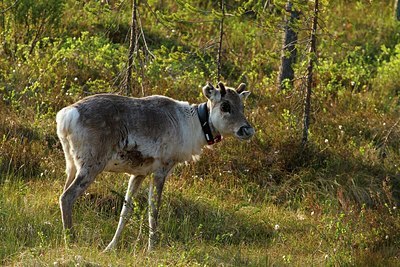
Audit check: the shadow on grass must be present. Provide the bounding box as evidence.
[160,193,273,246]
[242,138,400,207]
[0,124,44,180]
[0,106,60,182]
[81,189,273,248]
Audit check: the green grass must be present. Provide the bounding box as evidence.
[1,157,400,266]
[2,89,400,265]
[2,85,400,265]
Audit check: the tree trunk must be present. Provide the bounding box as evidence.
[217,0,225,82]
[277,0,300,91]
[126,0,138,96]
[396,0,400,21]
[302,0,318,145]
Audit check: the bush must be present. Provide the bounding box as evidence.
[0,32,127,115]
[374,44,400,97]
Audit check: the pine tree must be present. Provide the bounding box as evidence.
[277,0,300,91]
[302,0,318,145]
[126,0,139,96]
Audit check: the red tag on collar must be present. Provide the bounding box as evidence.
[207,135,222,145]
[214,135,222,143]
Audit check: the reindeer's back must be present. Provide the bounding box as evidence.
[56,94,196,170]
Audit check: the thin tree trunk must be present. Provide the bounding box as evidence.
[217,0,225,82]
[277,0,300,91]
[29,18,46,55]
[126,0,138,96]
[396,0,400,21]
[302,0,318,145]
[1,0,6,54]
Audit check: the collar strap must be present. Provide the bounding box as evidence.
[197,102,222,145]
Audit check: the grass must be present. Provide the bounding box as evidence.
[2,81,400,265]
[2,87,400,265]
[1,175,399,266]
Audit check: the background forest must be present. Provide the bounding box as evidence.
[1,0,400,265]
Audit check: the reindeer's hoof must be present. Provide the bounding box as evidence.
[63,229,76,247]
[103,243,116,253]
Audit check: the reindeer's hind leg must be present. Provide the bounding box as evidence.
[104,174,146,252]
[59,160,104,244]
[60,137,77,191]
[148,163,175,251]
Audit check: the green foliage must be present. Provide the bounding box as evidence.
[12,0,65,26]
[317,46,376,97]
[0,32,127,114]
[0,0,66,55]
[375,44,400,97]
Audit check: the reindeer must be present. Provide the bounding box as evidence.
[56,82,255,251]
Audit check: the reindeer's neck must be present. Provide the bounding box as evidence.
[196,102,222,146]
[177,104,211,162]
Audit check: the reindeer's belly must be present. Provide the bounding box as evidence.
[104,148,158,175]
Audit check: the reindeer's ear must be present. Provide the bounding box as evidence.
[203,82,221,102]
[239,91,251,101]
[217,81,226,97]
[236,83,246,94]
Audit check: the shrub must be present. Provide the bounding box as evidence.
[374,44,400,97]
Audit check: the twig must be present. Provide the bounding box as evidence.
[0,0,19,14]
[216,0,225,81]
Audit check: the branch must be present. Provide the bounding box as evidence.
[216,0,225,81]
[137,7,155,59]
[0,0,19,14]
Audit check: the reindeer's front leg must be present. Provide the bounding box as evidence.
[104,175,146,252]
[148,163,175,251]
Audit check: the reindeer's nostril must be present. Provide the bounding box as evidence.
[238,125,255,139]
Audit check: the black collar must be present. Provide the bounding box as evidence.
[196,102,222,145]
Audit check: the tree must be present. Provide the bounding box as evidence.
[126,0,139,96]
[124,0,154,96]
[0,0,65,56]
[302,0,318,145]
[396,0,400,21]
[277,0,300,91]
[216,0,225,82]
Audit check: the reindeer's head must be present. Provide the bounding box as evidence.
[202,82,255,141]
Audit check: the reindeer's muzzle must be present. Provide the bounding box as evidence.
[236,124,255,140]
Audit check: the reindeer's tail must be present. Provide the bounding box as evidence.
[56,107,80,138]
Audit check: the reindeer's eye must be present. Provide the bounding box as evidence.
[220,102,231,113]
